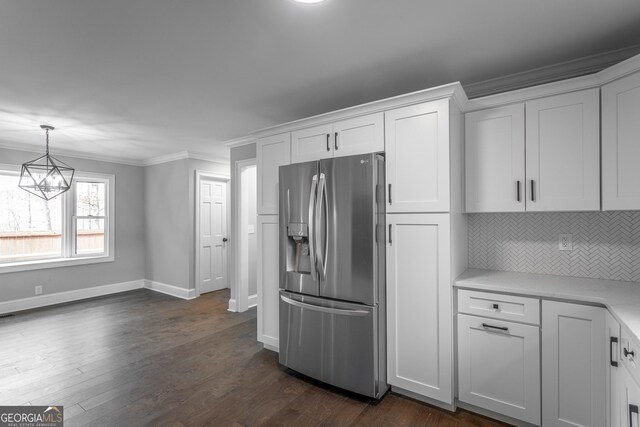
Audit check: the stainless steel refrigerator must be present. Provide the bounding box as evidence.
[278,152,388,399]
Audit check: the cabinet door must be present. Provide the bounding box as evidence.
[333,112,384,157]
[465,104,525,213]
[257,133,291,215]
[525,89,600,211]
[602,71,640,210]
[618,366,640,427]
[607,311,621,427]
[542,301,606,427]
[386,213,452,404]
[257,215,280,350]
[291,124,333,163]
[385,100,450,213]
[458,314,540,425]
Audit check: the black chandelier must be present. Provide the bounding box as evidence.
[18,125,75,200]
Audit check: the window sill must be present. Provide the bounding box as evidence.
[0,254,114,274]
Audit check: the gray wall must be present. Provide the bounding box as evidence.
[468,211,640,282]
[144,158,229,290]
[0,147,145,302]
[229,143,257,304]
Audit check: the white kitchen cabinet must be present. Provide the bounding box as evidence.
[386,213,453,404]
[542,300,606,427]
[332,113,384,157]
[602,71,640,211]
[290,113,383,163]
[385,100,450,213]
[465,104,525,213]
[607,311,621,427]
[257,214,280,350]
[457,313,541,425]
[291,124,334,163]
[617,364,640,427]
[525,89,600,212]
[257,133,291,215]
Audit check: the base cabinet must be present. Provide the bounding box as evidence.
[386,214,453,404]
[542,301,606,427]
[617,366,640,427]
[457,314,540,425]
[257,215,280,349]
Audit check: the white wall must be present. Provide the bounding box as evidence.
[0,147,145,302]
[144,158,230,291]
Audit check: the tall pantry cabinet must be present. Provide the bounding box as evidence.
[385,93,467,407]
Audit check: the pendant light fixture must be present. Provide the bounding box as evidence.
[19,125,75,200]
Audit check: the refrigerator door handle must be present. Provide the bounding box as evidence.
[315,173,328,280]
[280,294,370,317]
[308,174,318,280]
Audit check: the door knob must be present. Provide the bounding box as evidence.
[222,237,228,242]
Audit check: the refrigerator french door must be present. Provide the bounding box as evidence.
[278,152,387,399]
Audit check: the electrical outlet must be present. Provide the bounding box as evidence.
[559,234,573,251]
[34,286,43,295]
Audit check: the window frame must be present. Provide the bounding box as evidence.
[0,164,115,274]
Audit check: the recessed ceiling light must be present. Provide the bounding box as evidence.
[292,0,326,4]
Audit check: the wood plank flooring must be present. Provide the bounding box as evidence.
[0,289,509,426]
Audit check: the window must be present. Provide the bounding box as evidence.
[0,165,114,273]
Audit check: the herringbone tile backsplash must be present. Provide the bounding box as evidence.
[468,212,640,282]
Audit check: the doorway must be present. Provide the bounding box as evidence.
[234,159,257,312]
[196,173,229,295]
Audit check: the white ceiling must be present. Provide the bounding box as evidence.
[2,0,640,164]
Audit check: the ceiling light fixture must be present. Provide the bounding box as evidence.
[19,125,75,200]
[292,0,326,4]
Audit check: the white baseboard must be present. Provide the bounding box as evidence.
[248,294,257,308]
[144,280,196,300]
[0,279,145,315]
[228,298,237,312]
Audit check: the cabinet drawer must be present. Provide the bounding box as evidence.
[458,314,541,425]
[621,327,640,387]
[457,290,539,325]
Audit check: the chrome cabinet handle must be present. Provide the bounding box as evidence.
[388,184,392,205]
[482,323,509,332]
[334,132,338,150]
[326,134,330,151]
[624,347,635,359]
[388,224,392,245]
[516,181,521,202]
[308,174,318,280]
[611,337,619,367]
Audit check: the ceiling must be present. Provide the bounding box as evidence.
[2,0,640,164]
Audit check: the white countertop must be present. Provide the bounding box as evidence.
[455,269,640,343]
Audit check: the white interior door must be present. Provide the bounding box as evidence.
[200,178,228,294]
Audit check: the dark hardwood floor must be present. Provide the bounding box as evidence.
[0,289,509,426]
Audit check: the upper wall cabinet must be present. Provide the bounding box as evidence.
[257,133,291,215]
[465,88,600,213]
[526,89,600,212]
[291,112,383,163]
[385,99,450,213]
[465,104,525,213]
[602,71,640,211]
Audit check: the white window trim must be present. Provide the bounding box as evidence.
[0,164,115,274]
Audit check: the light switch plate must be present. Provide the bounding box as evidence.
[248,225,255,234]
[559,234,573,251]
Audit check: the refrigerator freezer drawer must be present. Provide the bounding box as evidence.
[279,290,383,398]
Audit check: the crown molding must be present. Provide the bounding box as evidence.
[225,136,256,149]
[251,82,468,138]
[142,150,228,167]
[464,43,640,100]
